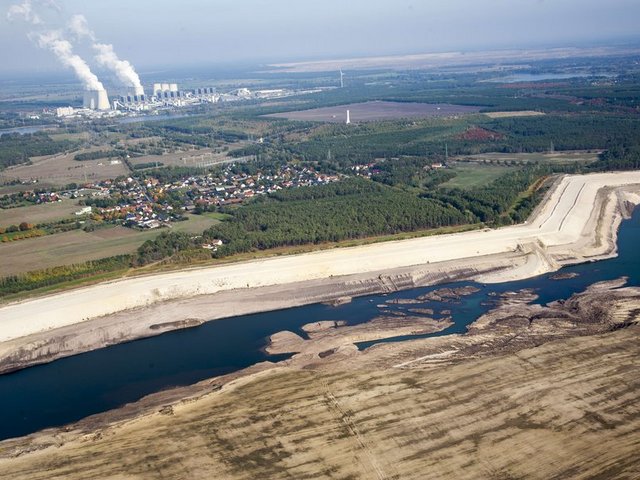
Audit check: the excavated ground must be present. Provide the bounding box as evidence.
[1,279,639,479]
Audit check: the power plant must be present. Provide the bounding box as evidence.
[50,80,319,118]
[83,89,110,110]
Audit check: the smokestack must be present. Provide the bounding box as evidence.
[346,110,351,125]
[83,89,110,110]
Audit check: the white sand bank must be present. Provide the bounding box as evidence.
[1,171,640,343]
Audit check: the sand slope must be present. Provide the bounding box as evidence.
[1,171,640,343]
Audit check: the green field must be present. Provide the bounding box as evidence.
[0,213,222,276]
[441,165,514,189]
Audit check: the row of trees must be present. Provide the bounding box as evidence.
[73,150,123,161]
[0,255,132,297]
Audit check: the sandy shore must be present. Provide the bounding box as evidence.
[1,171,640,371]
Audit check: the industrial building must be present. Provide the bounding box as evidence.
[75,80,310,115]
[83,89,110,110]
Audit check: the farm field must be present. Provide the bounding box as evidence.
[0,214,222,276]
[265,101,482,123]
[484,110,546,118]
[47,132,91,142]
[0,150,131,187]
[458,151,601,165]
[128,148,237,169]
[441,165,514,189]
[0,199,81,227]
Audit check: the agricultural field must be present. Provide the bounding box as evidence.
[266,101,482,123]
[47,132,91,142]
[0,150,131,188]
[0,213,222,276]
[440,164,514,189]
[127,147,247,170]
[457,150,601,165]
[483,110,546,118]
[0,199,81,228]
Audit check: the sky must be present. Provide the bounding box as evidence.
[1,0,640,76]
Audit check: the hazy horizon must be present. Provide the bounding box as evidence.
[1,0,640,78]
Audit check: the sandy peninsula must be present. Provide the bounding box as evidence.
[1,171,640,372]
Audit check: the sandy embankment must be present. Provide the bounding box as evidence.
[1,171,640,372]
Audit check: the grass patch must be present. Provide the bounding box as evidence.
[441,165,514,189]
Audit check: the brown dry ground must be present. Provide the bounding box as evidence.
[484,110,546,118]
[0,150,130,188]
[458,151,601,165]
[265,101,481,123]
[0,199,80,228]
[0,214,221,276]
[0,326,638,480]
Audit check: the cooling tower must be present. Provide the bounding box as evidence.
[169,83,178,92]
[161,83,170,92]
[153,83,162,95]
[134,85,145,96]
[83,89,110,110]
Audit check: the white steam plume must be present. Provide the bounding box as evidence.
[7,0,42,24]
[8,1,106,92]
[69,14,144,94]
[32,30,105,91]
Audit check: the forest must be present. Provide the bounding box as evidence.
[0,132,77,170]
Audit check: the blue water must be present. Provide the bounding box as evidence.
[1,208,639,441]
[115,113,194,125]
[486,72,613,83]
[0,126,50,136]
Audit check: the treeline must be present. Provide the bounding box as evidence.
[287,114,640,170]
[371,158,456,189]
[427,164,579,225]
[0,255,132,297]
[133,161,164,170]
[596,145,640,171]
[74,150,123,161]
[202,178,468,257]
[135,232,197,266]
[0,132,77,170]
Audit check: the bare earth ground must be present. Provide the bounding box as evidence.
[459,150,601,164]
[0,228,144,277]
[268,46,640,72]
[0,199,80,227]
[483,110,546,118]
[0,151,130,187]
[128,141,250,169]
[265,101,481,122]
[0,280,638,479]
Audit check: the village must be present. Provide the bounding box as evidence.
[15,163,343,231]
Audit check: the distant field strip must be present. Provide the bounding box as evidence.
[265,101,481,123]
